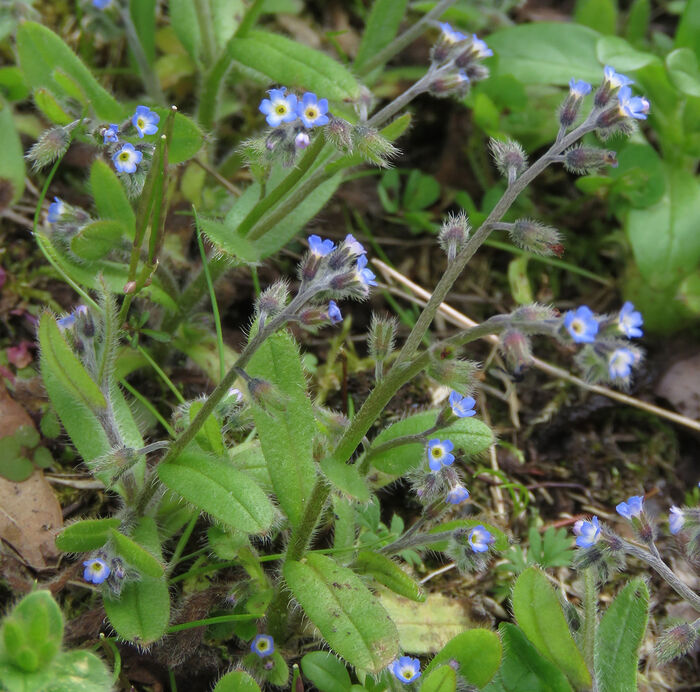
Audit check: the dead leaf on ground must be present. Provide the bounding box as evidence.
[655,353,700,420]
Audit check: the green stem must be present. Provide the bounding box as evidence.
[168,514,199,575]
[119,8,164,105]
[194,0,216,68]
[235,0,266,38]
[137,344,186,404]
[166,613,263,634]
[379,529,454,555]
[582,568,597,672]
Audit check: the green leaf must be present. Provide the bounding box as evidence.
[70,220,128,261]
[189,400,225,455]
[574,0,618,35]
[90,159,135,237]
[402,170,441,212]
[484,623,573,692]
[110,530,165,578]
[354,0,409,74]
[17,22,124,121]
[170,0,202,63]
[151,108,204,164]
[157,451,275,534]
[130,0,157,65]
[624,0,650,45]
[596,36,658,71]
[0,66,30,102]
[320,457,369,502]
[213,671,261,692]
[284,553,399,674]
[56,518,121,553]
[666,48,700,96]
[421,666,457,692]
[0,102,25,205]
[595,579,649,692]
[247,332,317,529]
[49,649,113,692]
[607,141,665,209]
[369,410,493,476]
[354,551,425,602]
[200,215,261,262]
[675,0,700,64]
[511,568,591,690]
[34,87,74,125]
[488,23,602,85]
[39,314,106,412]
[423,629,502,688]
[300,652,353,692]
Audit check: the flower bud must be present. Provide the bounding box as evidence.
[438,211,470,261]
[431,23,468,64]
[123,281,137,294]
[559,79,592,128]
[594,66,633,108]
[352,126,399,168]
[427,354,479,391]
[294,131,310,149]
[656,623,699,663]
[324,116,353,152]
[26,127,71,170]
[563,146,618,174]
[328,234,366,271]
[368,314,397,364]
[512,303,558,322]
[247,377,287,413]
[509,218,564,257]
[256,280,289,320]
[489,138,527,184]
[500,329,533,377]
[462,61,490,83]
[429,71,470,98]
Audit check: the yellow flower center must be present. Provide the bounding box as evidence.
[305,106,319,121]
[431,447,443,459]
[137,118,145,129]
[119,152,130,161]
[571,320,583,334]
[275,103,288,115]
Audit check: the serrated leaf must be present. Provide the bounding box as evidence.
[247,331,316,528]
[595,579,648,692]
[354,551,425,602]
[512,568,591,690]
[70,220,128,261]
[421,666,457,692]
[423,629,502,688]
[157,451,274,534]
[110,530,165,577]
[0,101,25,205]
[56,518,121,553]
[213,671,261,692]
[300,651,353,692]
[284,553,398,674]
[90,159,135,236]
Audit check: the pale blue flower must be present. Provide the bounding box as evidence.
[617,85,650,120]
[308,234,335,256]
[343,233,367,257]
[608,347,636,379]
[298,92,329,129]
[603,66,633,89]
[132,105,160,138]
[449,391,476,418]
[295,131,310,149]
[389,656,421,684]
[47,197,64,223]
[563,305,599,343]
[439,22,467,44]
[250,634,274,658]
[616,495,644,519]
[573,516,600,548]
[618,302,643,338]
[427,438,455,471]
[446,484,470,504]
[113,143,142,173]
[468,525,494,553]
[83,558,110,584]
[93,0,112,8]
[328,300,342,324]
[471,34,493,58]
[569,79,592,97]
[669,506,684,535]
[259,87,298,127]
[356,255,377,287]
[102,123,119,144]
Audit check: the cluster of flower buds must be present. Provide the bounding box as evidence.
[104,105,160,183]
[447,524,496,574]
[571,516,626,581]
[593,66,650,137]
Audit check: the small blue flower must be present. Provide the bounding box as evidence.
[328,300,342,324]
[113,143,143,174]
[356,255,377,287]
[427,438,455,471]
[102,123,119,144]
[573,516,600,548]
[93,0,112,8]
[617,85,650,120]
[439,22,467,44]
[298,92,330,129]
[563,305,599,343]
[48,197,65,223]
[603,65,634,89]
[343,233,367,257]
[250,634,274,658]
[83,558,111,584]
[468,525,494,553]
[389,656,421,684]
[57,313,76,329]
[616,495,644,519]
[608,347,636,379]
[669,506,684,535]
[308,234,335,256]
[569,79,592,97]
[259,87,299,127]
[449,391,476,418]
[447,484,470,505]
[618,302,643,338]
[132,105,160,138]
[471,34,493,58]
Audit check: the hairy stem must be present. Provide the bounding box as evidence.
[582,568,597,671]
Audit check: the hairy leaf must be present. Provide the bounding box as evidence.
[56,518,121,553]
[354,551,425,602]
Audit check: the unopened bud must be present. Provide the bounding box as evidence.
[265,128,286,151]
[438,211,470,260]
[656,623,699,663]
[324,116,353,152]
[513,303,558,322]
[559,80,592,128]
[500,329,533,376]
[463,61,490,83]
[429,71,470,98]
[75,305,95,339]
[563,146,618,174]
[295,131,310,149]
[509,218,564,257]
[427,355,479,391]
[247,377,286,413]
[352,126,399,168]
[26,127,71,170]
[489,138,527,184]
[368,314,397,364]
[256,280,289,319]
[123,281,137,294]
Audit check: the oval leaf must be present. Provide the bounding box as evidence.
[56,518,121,553]
[110,529,165,577]
[213,671,261,692]
[152,108,204,164]
[0,102,25,205]
[421,666,457,692]
[354,551,425,602]
[70,220,127,261]
[90,159,135,236]
[300,651,353,692]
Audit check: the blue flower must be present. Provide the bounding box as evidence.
[608,347,636,379]
[471,34,493,58]
[603,66,634,89]
[446,484,470,505]
[669,506,684,535]
[468,525,494,553]
[439,22,467,44]
[563,305,598,343]
[298,92,330,129]
[132,105,160,138]
[618,302,643,338]
[617,85,650,120]
[449,391,476,418]
[328,300,342,324]
[93,0,112,8]
[308,234,335,256]
[295,131,310,149]
[343,233,367,257]
[427,438,455,471]
[389,656,421,684]
[616,495,644,519]
[48,197,65,223]
[113,143,143,174]
[250,634,274,658]
[102,123,119,144]
[83,558,110,584]
[57,313,76,329]
[356,255,377,287]
[259,87,298,127]
[573,516,600,548]
[569,79,592,97]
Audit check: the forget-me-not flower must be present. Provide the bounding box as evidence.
[308,234,335,256]
[328,300,342,324]
[616,495,644,519]
[102,123,119,144]
[343,233,367,257]
[446,484,470,505]
[439,22,467,44]
[618,302,643,338]
[573,516,601,548]
[569,79,592,97]
[389,656,421,684]
[250,634,275,658]
[563,306,599,343]
[603,66,634,89]
[470,34,493,58]
[356,255,377,287]
[113,143,143,173]
[669,506,684,535]
[298,92,330,129]
[93,0,112,8]
[617,85,650,120]
[468,525,494,553]
[132,106,160,138]
[83,558,111,584]
[608,347,636,379]
[48,197,65,223]
[427,438,455,471]
[449,391,476,418]
[259,87,298,127]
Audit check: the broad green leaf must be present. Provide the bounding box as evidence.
[488,23,602,85]
[247,332,316,528]
[110,530,165,577]
[130,0,157,65]
[595,579,648,692]
[0,102,25,205]
[170,0,202,63]
[675,0,700,63]
[39,314,106,411]
[90,159,135,236]
[56,518,121,553]
[369,410,493,476]
[213,671,261,692]
[423,629,502,688]
[34,87,74,125]
[157,451,275,534]
[512,568,591,690]
[596,36,658,71]
[70,220,128,261]
[229,440,272,489]
[484,623,573,692]
[574,0,618,35]
[427,519,509,552]
[421,666,457,692]
[152,108,204,164]
[678,270,700,315]
[0,66,30,101]
[320,457,369,502]
[607,141,665,209]
[52,68,88,106]
[354,0,409,74]
[624,0,650,45]
[354,551,425,602]
[333,495,356,561]
[666,48,700,97]
[49,650,113,692]
[17,22,124,121]
[284,553,399,673]
[200,216,261,262]
[300,652,353,692]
